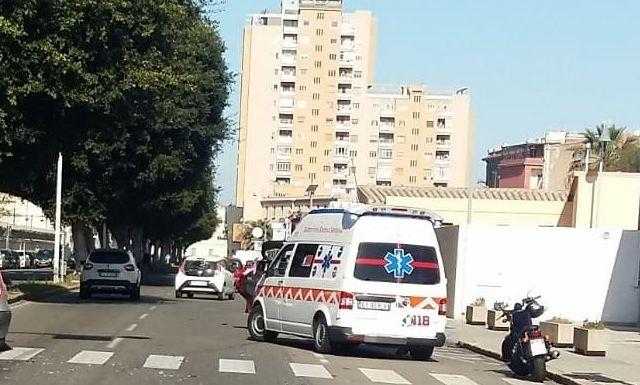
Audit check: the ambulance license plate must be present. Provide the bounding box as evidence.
[358,301,391,311]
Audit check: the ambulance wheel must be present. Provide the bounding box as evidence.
[313,316,333,354]
[228,292,235,300]
[409,346,434,361]
[187,293,194,299]
[248,304,277,343]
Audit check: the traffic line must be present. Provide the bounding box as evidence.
[67,350,114,365]
[359,368,411,384]
[149,305,157,311]
[0,347,45,361]
[218,359,256,374]
[143,355,184,370]
[431,373,481,385]
[290,363,333,379]
[106,338,124,349]
[125,323,138,332]
[139,313,149,320]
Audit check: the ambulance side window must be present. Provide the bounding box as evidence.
[268,244,295,278]
[289,243,318,278]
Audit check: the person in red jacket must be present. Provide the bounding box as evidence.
[234,262,255,313]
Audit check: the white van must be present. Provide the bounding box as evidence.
[247,205,448,360]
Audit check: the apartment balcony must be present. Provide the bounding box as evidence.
[341,23,355,37]
[275,168,292,177]
[379,123,395,133]
[436,140,452,150]
[337,104,352,113]
[279,101,295,114]
[379,108,395,118]
[277,135,293,144]
[333,168,348,178]
[335,122,351,132]
[339,73,353,80]
[378,139,394,147]
[280,54,296,65]
[282,39,298,49]
[279,119,294,129]
[283,25,298,35]
[281,72,296,83]
[333,150,349,162]
[435,157,451,165]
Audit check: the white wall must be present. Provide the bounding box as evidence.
[452,225,640,324]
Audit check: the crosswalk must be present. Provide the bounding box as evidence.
[0,346,542,385]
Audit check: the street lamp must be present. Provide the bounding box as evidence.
[599,130,611,172]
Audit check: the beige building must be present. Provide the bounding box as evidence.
[236,0,474,221]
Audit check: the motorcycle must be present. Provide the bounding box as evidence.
[496,296,560,383]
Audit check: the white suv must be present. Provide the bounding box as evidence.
[80,249,141,300]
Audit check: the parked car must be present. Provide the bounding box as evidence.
[2,251,19,269]
[32,250,53,268]
[80,249,141,300]
[15,251,29,269]
[0,250,8,270]
[174,257,235,300]
[0,270,11,351]
[247,205,448,360]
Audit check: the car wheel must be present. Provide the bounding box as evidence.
[79,284,90,299]
[133,284,141,301]
[248,304,277,343]
[187,293,194,299]
[313,315,333,354]
[409,346,434,361]
[218,291,225,301]
[228,292,235,300]
[175,290,182,298]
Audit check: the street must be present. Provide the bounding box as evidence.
[1,273,557,385]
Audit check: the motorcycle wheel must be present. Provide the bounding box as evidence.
[501,336,513,362]
[531,356,546,382]
[509,355,530,377]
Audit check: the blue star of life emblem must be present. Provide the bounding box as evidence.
[321,251,332,272]
[384,248,414,279]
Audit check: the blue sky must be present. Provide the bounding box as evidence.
[213,0,640,203]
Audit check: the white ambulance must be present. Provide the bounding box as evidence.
[247,204,448,360]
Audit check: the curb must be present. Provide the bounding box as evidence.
[456,340,581,385]
[7,283,80,305]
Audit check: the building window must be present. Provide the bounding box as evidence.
[314,60,322,68]
[309,157,317,164]
[331,38,337,44]
[303,20,310,26]
[328,70,336,77]
[316,12,324,20]
[311,125,319,132]
[380,149,393,159]
[354,71,362,78]
[437,118,446,128]
[295,164,303,171]
[324,149,330,156]
[349,150,357,157]
[312,93,320,100]
[426,137,433,144]
[411,144,419,151]
[426,120,434,128]
[335,147,347,156]
[413,95,421,103]
[276,177,291,184]
[296,148,303,155]
[353,102,360,109]
[410,160,418,167]
[323,165,331,172]
[310,141,318,148]
[313,77,321,84]
[312,109,319,116]
[409,176,417,183]
[352,118,358,125]
[316,29,324,36]
[331,21,338,27]
[315,45,323,52]
[434,183,447,188]
[412,111,421,119]
[371,120,378,126]
[412,128,420,135]
[369,151,377,158]
[309,172,317,180]
[376,181,392,186]
[329,53,337,60]
[276,162,291,172]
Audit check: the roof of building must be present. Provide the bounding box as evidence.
[357,185,569,205]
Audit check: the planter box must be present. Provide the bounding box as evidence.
[465,305,487,325]
[487,309,509,330]
[540,322,574,347]
[574,327,607,356]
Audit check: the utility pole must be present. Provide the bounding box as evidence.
[53,153,63,283]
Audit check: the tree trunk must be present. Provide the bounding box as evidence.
[71,222,95,262]
[130,226,144,263]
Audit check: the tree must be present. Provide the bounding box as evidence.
[0,0,231,260]
[583,124,627,169]
[610,139,640,173]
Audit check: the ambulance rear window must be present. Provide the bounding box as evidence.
[354,243,440,284]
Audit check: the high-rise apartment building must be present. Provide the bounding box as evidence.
[236,0,474,220]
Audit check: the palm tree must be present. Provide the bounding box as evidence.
[583,124,627,169]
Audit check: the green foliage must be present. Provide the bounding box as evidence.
[582,320,606,330]
[548,316,573,324]
[610,139,640,172]
[583,124,627,169]
[0,0,231,248]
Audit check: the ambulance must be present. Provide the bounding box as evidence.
[247,203,448,360]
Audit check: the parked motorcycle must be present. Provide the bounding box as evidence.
[497,296,560,382]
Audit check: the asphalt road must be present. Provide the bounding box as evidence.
[1,274,557,385]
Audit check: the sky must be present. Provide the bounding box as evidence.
[212,0,640,204]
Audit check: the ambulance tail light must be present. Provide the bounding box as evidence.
[437,298,448,316]
[339,292,354,310]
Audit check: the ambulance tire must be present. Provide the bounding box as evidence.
[409,346,434,361]
[248,304,278,343]
[313,316,333,354]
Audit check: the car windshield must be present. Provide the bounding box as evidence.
[354,242,440,285]
[89,251,129,264]
[184,260,220,276]
[35,250,53,259]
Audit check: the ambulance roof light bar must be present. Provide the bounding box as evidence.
[322,202,443,227]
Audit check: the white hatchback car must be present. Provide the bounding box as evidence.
[80,249,141,300]
[174,257,234,300]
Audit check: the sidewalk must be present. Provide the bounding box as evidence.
[449,319,640,385]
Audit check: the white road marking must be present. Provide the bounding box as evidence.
[218,359,256,374]
[0,347,45,361]
[143,355,184,370]
[431,373,481,385]
[502,378,542,385]
[139,313,149,320]
[319,358,330,364]
[67,350,114,365]
[290,363,333,379]
[106,338,124,349]
[125,323,138,332]
[359,368,411,384]
[8,301,31,311]
[149,305,157,311]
